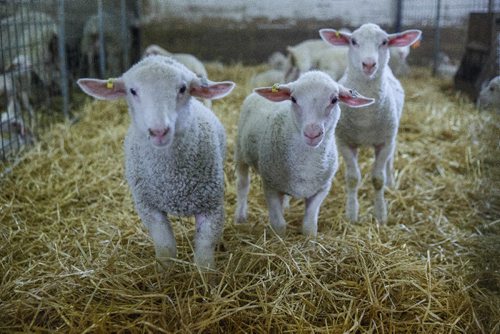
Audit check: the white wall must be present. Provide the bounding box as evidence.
[151,0,397,26]
[147,0,498,28]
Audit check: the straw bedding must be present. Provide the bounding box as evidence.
[1,64,499,333]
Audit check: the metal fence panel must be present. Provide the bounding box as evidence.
[0,0,140,165]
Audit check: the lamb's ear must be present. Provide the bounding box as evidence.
[319,28,351,46]
[388,30,422,47]
[254,84,291,102]
[339,86,375,108]
[77,78,126,100]
[190,78,235,100]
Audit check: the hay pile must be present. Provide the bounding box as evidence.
[1,64,499,333]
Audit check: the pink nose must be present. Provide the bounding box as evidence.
[148,127,169,138]
[304,127,323,140]
[362,61,376,71]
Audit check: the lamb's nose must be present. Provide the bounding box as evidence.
[362,61,376,71]
[148,127,170,138]
[304,129,323,139]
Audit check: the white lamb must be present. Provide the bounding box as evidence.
[142,44,208,79]
[268,51,289,71]
[234,71,374,236]
[284,39,331,82]
[477,76,500,112]
[320,23,421,224]
[1,55,34,143]
[77,55,235,269]
[316,47,349,80]
[389,46,411,76]
[250,69,285,88]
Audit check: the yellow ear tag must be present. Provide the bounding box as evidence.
[271,83,280,93]
[106,78,114,89]
[336,31,340,38]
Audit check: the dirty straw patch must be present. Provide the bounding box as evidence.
[1,65,499,333]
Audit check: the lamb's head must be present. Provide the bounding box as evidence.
[255,71,374,147]
[477,76,500,111]
[77,55,235,148]
[320,23,421,79]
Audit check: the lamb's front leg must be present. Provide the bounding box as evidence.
[194,207,224,270]
[302,184,331,237]
[264,187,287,236]
[373,142,393,224]
[135,201,176,268]
[338,143,361,223]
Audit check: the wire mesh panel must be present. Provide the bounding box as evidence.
[0,0,141,166]
[402,0,500,68]
[0,0,61,161]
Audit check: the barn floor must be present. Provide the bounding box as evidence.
[1,64,499,333]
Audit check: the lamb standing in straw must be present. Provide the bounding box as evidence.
[77,55,235,269]
[320,23,421,224]
[234,71,374,236]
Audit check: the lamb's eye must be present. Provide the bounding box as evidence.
[490,86,495,92]
[179,85,187,94]
[291,96,297,104]
[351,39,358,46]
[381,39,388,46]
[331,97,338,104]
[130,88,137,96]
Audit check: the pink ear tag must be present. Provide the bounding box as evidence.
[106,78,114,89]
[271,83,280,93]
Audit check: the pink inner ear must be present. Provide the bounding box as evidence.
[255,87,291,102]
[389,31,421,47]
[339,92,375,108]
[190,82,235,100]
[319,29,350,46]
[77,78,126,100]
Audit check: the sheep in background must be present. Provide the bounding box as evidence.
[0,55,35,147]
[316,47,349,81]
[81,13,126,78]
[435,51,458,80]
[477,76,500,112]
[284,39,331,82]
[249,69,285,88]
[0,9,60,93]
[77,55,235,269]
[249,51,290,88]
[284,29,353,82]
[142,44,208,79]
[268,51,289,71]
[234,71,374,236]
[320,23,421,224]
[389,46,410,76]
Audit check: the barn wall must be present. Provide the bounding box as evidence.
[141,0,499,65]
